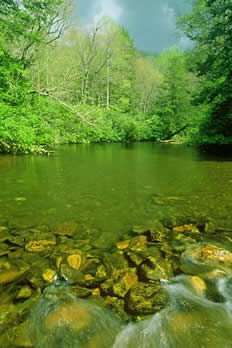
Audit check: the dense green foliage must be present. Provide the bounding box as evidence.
[180,0,232,143]
[0,0,231,153]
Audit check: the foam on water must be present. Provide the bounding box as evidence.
[29,282,122,348]
[29,273,232,348]
[114,275,232,348]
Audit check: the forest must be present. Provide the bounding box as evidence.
[0,0,231,154]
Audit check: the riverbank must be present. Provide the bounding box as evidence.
[0,97,191,155]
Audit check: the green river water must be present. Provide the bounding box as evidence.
[0,143,232,242]
[1,143,232,348]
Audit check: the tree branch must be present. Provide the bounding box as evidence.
[29,88,99,128]
[163,124,189,141]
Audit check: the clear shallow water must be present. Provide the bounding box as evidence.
[0,143,232,243]
[30,273,232,348]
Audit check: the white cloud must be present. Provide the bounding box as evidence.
[91,0,123,24]
[162,3,176,30]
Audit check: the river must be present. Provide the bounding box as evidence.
[0,144,232,243]
[1,143,232,347]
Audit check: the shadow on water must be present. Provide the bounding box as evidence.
[199,144,232,161]
[30,273,232,348]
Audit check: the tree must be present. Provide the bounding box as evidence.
[179,0,232,143]
[106,26,136,112]
[134,55,163,114]
[0,0,71,66]
[153,49,196,139]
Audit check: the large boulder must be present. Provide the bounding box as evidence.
[183,244,232,266]
[112,270,138,298]
[181,244,232,275]
[0,258,29,285]
[30,285,122,348]
[125,282,167,315]
[139,256,173,281]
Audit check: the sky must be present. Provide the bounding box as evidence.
[73,0,193,54]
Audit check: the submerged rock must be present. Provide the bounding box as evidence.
[42,269,56,283]
[45,302,92,331]
[105,296,130,321]
[0,229,11,243]
[112,270,138,298]
[69,285,92,298]
[190,276,207,295]
[172,234,197,252]
[147,221,170,242]
[140,256,173,281]
[129,236,147,251]
[103,251,128,274]
[116,241,130,250]
[184,244,232,266]
[200,269,227,280]
[96,265,108,281]
[16,285,32,300]
[0,267,28,285]
[0,304,18,334]
[54,222,78,237]
[126,250,144,266]
[173,224,200,234]
[67,254,82,270]
[30,284,122,348]
[25,240,56,253]
[60,264,84,285]
[10,320,33,347]
[131,225,149,235]
[91,288,101,296]
[125,282,168,315]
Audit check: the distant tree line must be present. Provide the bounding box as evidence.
[0,0,231,153]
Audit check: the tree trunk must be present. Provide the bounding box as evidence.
[163,123,189,141]
[106,53,110,109]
